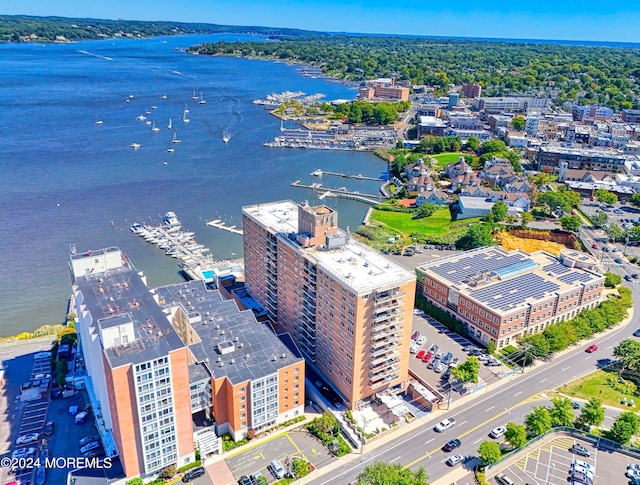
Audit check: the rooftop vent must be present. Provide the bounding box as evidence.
[280,353,286,359]
[230,359,235,364]
[271,355,277,362]
[217,340,235,355]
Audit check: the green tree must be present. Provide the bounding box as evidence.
[560,215,581,232]
[348,103,363,123]
[458,224,495,250]
[126,479,143,485]
[511,116,525,130]
[629,193,640,208]
[355,461,429,485]
[591,211,609,228]
[520,212,534,228]
[604,272,622,288]
[608,223,625,242]
[594,189,618,205]
[479,140,507,155]
[525,406,552,436]
[579,397,605,427]
[607,411,640,444]
[451,356,480,384]
[412,203,436,219]
[478,440,502,465]
[491,201,508,222]
[466,136,480,152]
[487,340,496,355]
[504,422,527,449]
[549,397,575,427]
[613,339,640,373]
[159,465,177,479]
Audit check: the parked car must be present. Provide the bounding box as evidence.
[626,275,633,282]
[571,402,580,409]
[446,454,464,466]
[434,418,456,432]
[80,441,102,454]
[416,349,426,360]
[441,352,453,365]
[434,350,445,359]
[489,426,506,438]
[422,352,434,364]
[428,344,439,354]
[416,336,427,346]
[79,435,100,447]
[21,381,33,390]
[44,421,54,436]
[585,344,598,353]
[442,439,461,452]
[251,472,265,484]
[477,353,490,361]
[12,447,36,459]
[410,343,420,354]
[486,360,501,367]
[182,466,206,482]
[428,359,439,369]
[569,471,592,485]
[571,443,590,457]
[411,330,420,340]
[16,433,40,445]
[238,476,252,485]
[449,357,460,368]
[435,362,446,373]
[84,448,105,459]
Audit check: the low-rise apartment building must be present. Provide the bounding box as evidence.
[416,247,604,349]
[537,146,627,172]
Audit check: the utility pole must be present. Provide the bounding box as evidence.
[447,377,453,410]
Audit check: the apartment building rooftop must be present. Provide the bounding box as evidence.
[155,280,303,385]
[71,248,185,369]
[540,145,627,160]
[243,200,415,294]
[417,247,602,315]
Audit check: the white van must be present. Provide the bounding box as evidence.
[270,459,285,479]
[496,475,514,485]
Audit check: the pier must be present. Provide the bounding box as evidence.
[291,180,386,205]
[310,169,381,181]
[206,219,243,235]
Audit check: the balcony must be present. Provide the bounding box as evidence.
[299,323,317,342]
[372,327,400,342]
[369,373,399,388]
[370,341,400,358]
[374,291,406,304]
[373,308,402,322]
[370,355,400,369]
[369,364,399,379]
[373,297,404,311]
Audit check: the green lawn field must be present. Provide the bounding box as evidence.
[430,152,466,170]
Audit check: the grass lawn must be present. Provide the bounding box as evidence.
[430,152,466,170]
[369,208,480,243]
[560,369,637,410]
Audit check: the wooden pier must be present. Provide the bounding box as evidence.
[291,180,386,205]
[206,219,243,235]
[310,169,381,181]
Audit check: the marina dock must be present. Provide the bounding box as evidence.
[206,219,243,235]
[291,180,386,205]
[310,169,381,181]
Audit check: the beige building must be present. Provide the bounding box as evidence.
[242,201,416,409]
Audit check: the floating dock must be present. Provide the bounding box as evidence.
[291,180,386,205]
[206,219,243,235]
[310,169,381,181]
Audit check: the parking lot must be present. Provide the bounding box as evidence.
[408,313,510,402]
[490,434,639,485]
[225,430,336,483]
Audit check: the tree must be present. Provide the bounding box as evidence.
[478,440,502,465]
[520,212,534,228]
[355,461,429,485]
[594,189,618,205]
[511,116,525,130]
[479,140,507,155]
[491,201,508,222]
[451,356,480,384]
[412,203,436,219]
[629,193,640,208]
[126,479,143,485]
[608,411,640,444]
[504,422,527,449]
[613,339,640,373]
[579,397,605,427]
[549,397,575,427]
[466,136,480,152]
[560,215,581,232]
[525,406,552,436]
[487,340,496,355]
[604,272,622,288]
[159,465,177,479]
[591,211,608,228]
[458,224,495,250]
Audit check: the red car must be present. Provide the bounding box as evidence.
[416,349,426,359]
[423,352,433,363]
[586,344,598,353]
[592,243,598,249]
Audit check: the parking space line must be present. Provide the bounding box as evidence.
[285,432,309,462]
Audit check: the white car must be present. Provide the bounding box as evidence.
[12,447,35,459]
[571,460,594,473]
[416,336,427,346]
[446,454,464,466]
[435,417,456,432]
[410,343,420,354]
[413,309,424,315]
[34,351,51,360]
[16,433,40,445]
[489,426,506,438]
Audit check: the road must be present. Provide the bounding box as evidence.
[308,273,640,484]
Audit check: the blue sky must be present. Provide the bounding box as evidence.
[5,0,640,43]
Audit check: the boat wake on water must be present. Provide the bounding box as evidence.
[78,50,113,61]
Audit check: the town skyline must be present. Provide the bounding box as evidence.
[5,0,640,43]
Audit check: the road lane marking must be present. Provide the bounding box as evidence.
[473,438,483,444]
[562,367,570,371]
[390,456,401,463]
[458,420,467,426]
[539,378,548,383]
[425,438,434,445]
[486,406,495,412]
[514,391,522,397]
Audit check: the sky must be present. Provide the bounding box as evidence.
[4,0,640,43]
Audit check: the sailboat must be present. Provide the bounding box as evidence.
[172,131,181,144]
[192,89,198,100]
[223,134,230,143]
[168,118,173,130]
[151,121,160,132]
[199,93,206,105]
[183,109,190,123]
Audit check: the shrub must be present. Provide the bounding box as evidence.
[247,429,256,440]
[159,464,177,479]
[291,457,312,478]
[177,460,202,473]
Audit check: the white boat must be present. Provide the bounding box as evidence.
[199,93,206,105]
[168,118,172,130]
[151,106,157,110]
[145,120,151,126]
[161,95,167,99]
[151,122,160,132]
[172,132,181,144]
[183,109,190,123]
[192,89,198,100]
[163,211,180,227]
[130,143,141,149]
[312,169,322,176]
[223,135,230,143]
[95,120,103,125]
[136,115,146,121]
[130,223,143,233]
[166,148,175,153]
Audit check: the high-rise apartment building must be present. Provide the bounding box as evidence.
[242,201,416,409]
[70,247,303,480]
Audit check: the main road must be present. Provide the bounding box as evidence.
[307,268,640,485]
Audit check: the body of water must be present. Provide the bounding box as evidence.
[0,34,387,336]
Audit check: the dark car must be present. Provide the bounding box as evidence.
[44,421,54,436]
[84,448,105,459]
[79,435,100,447]
[21,381,32,390]
[571,443,590,457]
[238,476,252,485]
[442,439,461,452]
[569,471,592,485]
[634,329,640,337]
[182,466,206,482]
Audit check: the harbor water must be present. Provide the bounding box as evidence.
[0,34,388,336]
